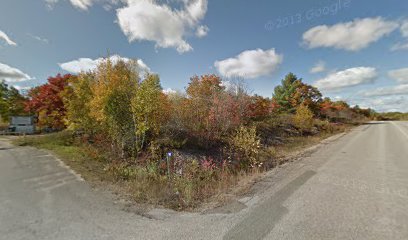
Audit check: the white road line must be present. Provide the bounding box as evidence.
[391,121,408,140]
[34,154,53,158]
[23,171,68,183]
[54,157,84,182]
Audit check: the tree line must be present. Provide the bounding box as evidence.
[2,58,376,167]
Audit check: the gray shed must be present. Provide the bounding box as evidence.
[9,116,36,134]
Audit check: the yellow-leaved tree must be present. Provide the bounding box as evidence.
[63,73,95,131]
[89,59,140,157]
[131,74,169,151]
[293,104,314,135]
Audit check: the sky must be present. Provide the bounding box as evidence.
[0,0,408,112]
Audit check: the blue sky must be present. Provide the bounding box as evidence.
[1,0,408,112]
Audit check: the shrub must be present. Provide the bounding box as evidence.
[229,125,262,168]
[293,104,314,134]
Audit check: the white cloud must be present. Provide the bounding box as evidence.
[196,25,209,38]
[400,20,408,38]
[310,61,326,73]
[27,33,49,44]
[12,85,32,91]
[116,0,208,53]
[214,48,283,79]
[0,30,17,46]
[391,42,408,51]
[361,84,408,97]
[44,0,59,9]
[314,67,377,91]
[391,20,408,51]
[356,95,408,112]
[220,80,238,92]
[69,0,94,10]
[59,55,150,75]
[388,68,408,83]
[0,62,31,82]
[163,88,177,95]
[45,0,208,52]
[303,17,398,51]
[45,0,119,10]
[103,4,113,11]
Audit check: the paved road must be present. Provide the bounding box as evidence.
[1,121,408,240]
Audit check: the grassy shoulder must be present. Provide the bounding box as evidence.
[13,132,108,183]
[12,120,354,211]
[13,132,243,210]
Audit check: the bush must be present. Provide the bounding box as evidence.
[229,125,262,168]
[293,104,314,134]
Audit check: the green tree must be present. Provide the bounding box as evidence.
[272,73,302,113]
[0,81,9,121]
[272,73,322,114]
[0,81,27,122]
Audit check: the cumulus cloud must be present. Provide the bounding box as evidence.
[59,55,150,75]
[303,17,398,51]
[388,68,408,83]
[45,0,208,52]
[0,62,31,82]
[116,0,208,53]
[310,61,326,73]
[314,67,377,91]
[0,30,17,46]
[214,48,283,79]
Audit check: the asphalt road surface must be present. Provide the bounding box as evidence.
[1,121,408,240]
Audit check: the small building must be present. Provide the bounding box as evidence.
[9,116,36,134]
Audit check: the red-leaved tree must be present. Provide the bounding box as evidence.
[25,74,72,129]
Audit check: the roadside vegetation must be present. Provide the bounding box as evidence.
[376,112,408,121]
[9,57,377,209]
[0,81,27,131]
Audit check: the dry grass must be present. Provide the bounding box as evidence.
[12,132,244,210]
[11,122,354,211]
[271,124,352,166]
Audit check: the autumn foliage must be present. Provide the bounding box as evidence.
[178,75,251,147]
[23,59,374,168]
[272,73,322,115]
[293,104,314,134]
[18,58,379,209]
[25,74,72,129]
